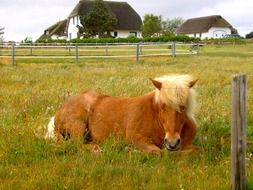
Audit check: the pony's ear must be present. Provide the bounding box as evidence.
[189,79,198,88]
[150,78,162,90]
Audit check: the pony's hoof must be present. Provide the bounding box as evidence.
[181,145,200,153]
[92,145,102,154]
[148,149,164,155]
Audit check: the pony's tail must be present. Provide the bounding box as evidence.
[45,117,55,139]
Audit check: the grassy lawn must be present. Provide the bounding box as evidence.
[0,44,253,189]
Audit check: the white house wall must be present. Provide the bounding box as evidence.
[68,16,80,40]
[51,34,67,40]
[187,33,208,39]
[185,27,231,39]
[67,16,142,40]
[201,33,209,39]
[112,30,142,38]
[208,27,231,38]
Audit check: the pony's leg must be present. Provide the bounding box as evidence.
[143,144,164,154]
[180,118,198,151]
[133,137,163,154]
[83,143,102,154]
[69,120,87,141]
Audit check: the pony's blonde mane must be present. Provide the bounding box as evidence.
[154,74,197,119]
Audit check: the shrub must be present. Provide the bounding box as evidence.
[36,35,198,44]
[246,32,253,39]
[203,37,245,45]
[36,36,67,43]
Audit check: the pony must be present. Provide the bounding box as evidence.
[46,74,198,154]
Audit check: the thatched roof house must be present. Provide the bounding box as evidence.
[41,0,142,40]
[69,0,142,31]
[44,20,68,38]
[176,15,234,39]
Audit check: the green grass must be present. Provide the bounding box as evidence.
[0,44,253,189]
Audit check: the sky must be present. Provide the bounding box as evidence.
[0,0,252,42]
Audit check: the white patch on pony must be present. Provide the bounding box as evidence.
[154,74,197,120]
[45,117,55,139]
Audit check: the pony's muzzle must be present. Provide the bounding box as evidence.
[164,138,181,150]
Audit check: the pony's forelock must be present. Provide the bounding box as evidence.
[154,75,197,119]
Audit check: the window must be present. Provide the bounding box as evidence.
[114,32,118,37]
[129,32,137,37]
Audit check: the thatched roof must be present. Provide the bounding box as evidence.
[69,0,142,30]
[44,19,68,37]
[176,15,233,34]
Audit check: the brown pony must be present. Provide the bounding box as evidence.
[46,75,198,154]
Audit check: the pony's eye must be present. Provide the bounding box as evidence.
[161,104,166,112]
[179,106,186,112]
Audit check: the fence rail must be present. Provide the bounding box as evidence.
[0,42,201,65]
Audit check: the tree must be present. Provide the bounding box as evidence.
[0,27,4,35]
[231,27,239,35]
[142,14,162,37]
[246,31,253,39]
[162,17,184,35]
[22,37,32,43]
[79,0,117,38]
[0,27,4,42]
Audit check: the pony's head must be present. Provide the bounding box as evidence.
[151,74,198,150]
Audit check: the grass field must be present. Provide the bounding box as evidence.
[0,44,253,189]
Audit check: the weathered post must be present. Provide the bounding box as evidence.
[139,43,142,55]
[105,43,108,56]
[196,43,200,55]
[75,44,78,64]
[68,43,71,56]
[171,42,176,57]
[231,74,247,190]
[11,42,15,65]
[136,43,140,63]
[30,42,33,56]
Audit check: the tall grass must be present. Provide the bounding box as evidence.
[0,44,253,189]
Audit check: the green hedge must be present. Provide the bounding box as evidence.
[36,35,199,44]
[36,38,68,43]
[203,37,246,45]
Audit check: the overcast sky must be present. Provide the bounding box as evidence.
[0,0,252,41]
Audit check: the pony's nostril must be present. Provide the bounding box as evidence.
[176,139,181,145]
[165,138,181,150]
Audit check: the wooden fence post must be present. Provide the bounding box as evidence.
[171,42,176,57]
[196,43,200,55]
[139,43,142,55]
[68,43,71,56]
[231,74,247,190]
[11,42,15,65]
[105,43,108,56]
[75,44,78,64]
[136,43,140,63]
[30,42,33,56]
